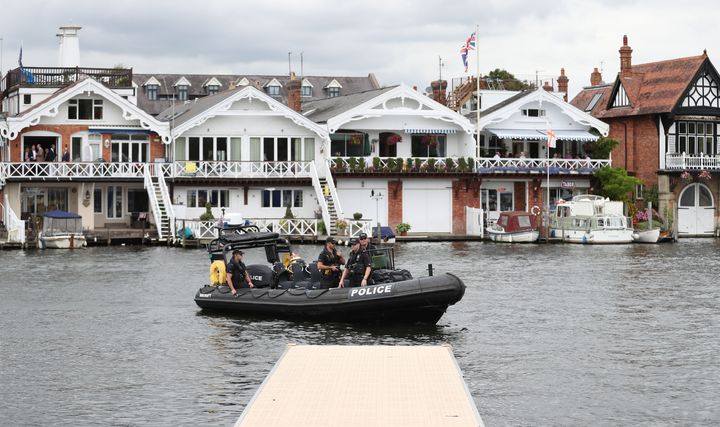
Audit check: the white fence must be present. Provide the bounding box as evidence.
[173,217,374,240]
[2,194,26,243]
[666,153,720,170]
[465,207,484,236]
[345,219,374,237]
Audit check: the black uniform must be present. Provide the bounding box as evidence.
[344,249,372,287]
[227,260,249,289]
[318,248,342,289]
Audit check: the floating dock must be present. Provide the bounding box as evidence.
[235,344,484,427]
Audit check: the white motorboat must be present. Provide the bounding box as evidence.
[550,195,634,244]
[487,211,539,243]
[632,227,661,243]
[39,210,87,249]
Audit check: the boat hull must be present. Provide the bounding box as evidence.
[550,228,633,244]
[39,234,87,249]
[632,228,661,243]
[487,230,539,243]
[195,273,465,325]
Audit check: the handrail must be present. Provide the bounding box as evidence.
[346,219,373,237]
[309,162,332,233]
[665,153,720,170]
[321,160,344,219]
[168,160,312,179]
[154,164,175,240]
[143,168,163,240]
[2,194,26,243]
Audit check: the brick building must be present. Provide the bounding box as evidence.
[572,36,720,236]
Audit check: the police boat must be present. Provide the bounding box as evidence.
[194,225,465,325]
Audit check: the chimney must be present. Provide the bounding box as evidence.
[430,80,447,105]
[619,35,633,77]
[57,24,82,67]
[557,68,569,101]
[286,72,302,112]
[590,67,602,86]
[542,81,553,92]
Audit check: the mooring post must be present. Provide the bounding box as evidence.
[427,263,434,277]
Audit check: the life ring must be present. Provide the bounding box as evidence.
[209,260,227,286]
[530,205,541,216]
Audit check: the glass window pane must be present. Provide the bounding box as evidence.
[187,190,197,208]
[220,190,229,207]
[94,188,102,213]
[230,138,242,161]
[175,137,186,161]
[688,122,696,134]
[262,190,270,208]
[294,190,303,208]
[678,122,686,134]
[304,138,315,161]
[500,193,513,211]
[216,137,227,161]
[282,190,292,207]
[699,185,713,206]
[249,138,261,161]
[197,190,208,207]
[706,123,714,135]
[272,190,281,207]
[680,186,695,207]
[518,215,531,227]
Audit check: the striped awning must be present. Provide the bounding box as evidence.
[404,128,458,134]
[489,129,598,142]
[552,130,599,142]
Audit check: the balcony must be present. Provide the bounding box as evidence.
[1,66,133,95]
[327,157,610,175]
[0,161,314,180]
[666,153,720,170]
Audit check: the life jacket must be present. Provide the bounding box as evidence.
[209,260,227,286]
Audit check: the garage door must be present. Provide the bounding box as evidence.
[337,188,388,226]
[403,188,452,233]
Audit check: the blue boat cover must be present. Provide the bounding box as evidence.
[371,226,396,239]
[43,210,82,219]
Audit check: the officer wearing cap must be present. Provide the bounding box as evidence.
[317,236,345,289]
[338,237,372,288]
[226,249,254,295]
[358,232,374,253]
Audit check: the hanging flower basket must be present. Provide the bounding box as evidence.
[386,134,402,145]
[699,170,712,181]
[421,135,438,146]
[680,171,693,183]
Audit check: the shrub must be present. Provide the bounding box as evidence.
[199,202,214,221]
[353,212,363,220]
[395,222,411,233]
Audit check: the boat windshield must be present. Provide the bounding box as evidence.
[42,217,83,235]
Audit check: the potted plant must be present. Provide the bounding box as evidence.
[336,219,348,235]
[395,222,411,236]
[199,202,214,221]
[353,212,363,220]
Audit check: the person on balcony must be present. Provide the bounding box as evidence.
[45,145,56,162]
[62,145,70,162]
[338,238,371,288]
[318,237,344,289]
[24,147,32,162]
[36,145,44,161]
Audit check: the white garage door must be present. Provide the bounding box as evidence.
[337,188,388,225]
[403,187,452,233]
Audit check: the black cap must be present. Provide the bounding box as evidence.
[349,237,359,245]
[359,232,368,239]
[232,249,244,255]
[325,236,336,244]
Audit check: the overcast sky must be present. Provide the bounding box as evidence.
[2,0,718,98]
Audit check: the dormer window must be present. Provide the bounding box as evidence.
[521,108,545,117]
[327,87,340,98]
[177,85,189,101]
[266,85,281,96]
[207,85,220,95]
[146,84,159,100]
[301,85,312,97]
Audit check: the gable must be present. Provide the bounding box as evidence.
[610,82,630,108]
[264,78,282,88]
[680,68,720,109]
[324,79,342,89]
[237,77,250,86]
[143,76,161,87]
[203,77,222,88]
[174,76,191,87]
[301,78,314,88]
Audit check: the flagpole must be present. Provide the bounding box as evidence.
[475,24,480,159]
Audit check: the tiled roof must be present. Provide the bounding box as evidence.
[570,54,707,118]
[133,73,381,116]
[301,86,397,123]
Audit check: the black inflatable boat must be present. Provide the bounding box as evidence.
[194,225,465,324]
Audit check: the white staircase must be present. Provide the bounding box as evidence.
[1,194,26,244]
[310,162,343,235]
[144,165,174,242]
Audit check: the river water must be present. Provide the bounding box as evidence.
[1,240,719,426]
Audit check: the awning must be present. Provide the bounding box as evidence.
[404,128,458,134]
[88,127,151,134]
[551,130,599,142]
[487,129,546,140]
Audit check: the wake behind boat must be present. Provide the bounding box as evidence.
[194,225,465,324]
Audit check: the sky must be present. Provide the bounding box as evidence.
[2,0,718,98]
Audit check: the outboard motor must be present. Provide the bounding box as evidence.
[246,264,273,288]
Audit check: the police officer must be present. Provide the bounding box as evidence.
[358,232,374,253]
[318,237,345,289]
[338,238,372,288]
[226,249,254,295]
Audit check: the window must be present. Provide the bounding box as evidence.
[266,85,281,96]
[23,94,31,104]
[612,83,630,108]
[521,109,545,117]
[411,134,446,157]
[676,120,715,155]
[262,189,303,208]
[68,99,103,120]
[89,134,102,161]
[635,184,644,200]
[301,85,312,97]
[206,85,220,95]
[94,188,103,213]
[327,87,340,98]
[107,186,123,219]
[585,93,602,112]
[127,189,149,212]
[177,85,189,101]
[111,134,149,162]
[146,84,159,100]
[330,133,367,157]
[186,189,229,208]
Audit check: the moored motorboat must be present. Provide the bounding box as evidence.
[39,210,87,249]
[550,195,633,244]
[632,228,661,243]
[194,225,465,324]
[487,211,539,243]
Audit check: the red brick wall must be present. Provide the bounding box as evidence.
[387,180,403,230]
[513,181,526,211]
[10,124,89,161]
[149,134,166,161]
[607,115,659,188]
[451,180,480,234]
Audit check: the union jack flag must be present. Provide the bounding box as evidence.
[460,32,476,72]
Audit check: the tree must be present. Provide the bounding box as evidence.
[593,167,641,201]
[487,68,533,91]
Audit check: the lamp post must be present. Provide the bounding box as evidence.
[370,189,384,242]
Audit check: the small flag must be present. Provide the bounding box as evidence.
[547,129,557,148]
[460,32,476,72]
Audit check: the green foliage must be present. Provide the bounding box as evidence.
[445,158,456,172]
[457,157,468,172]
[414,158,423,171]
[353,212,363,220]
[427,158,437,171]
[487,68,533,91]
[283,205,295,219]
[466,157,475,171]
[357,157,366,172]
[395,222,411,233]
[644,185,659,208]
[348,157,358,172]
[584,136,619,159]
[593,167,641,201]
[372,157,381,171]
[406,158,413,171]
[318,221,327,235]
[199,202,214,221]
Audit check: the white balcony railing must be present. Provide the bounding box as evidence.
[174,218,320,240]
[328,156,610,174]
[0,161,154,179]
[169,161,313,179]
[666,153,720,170]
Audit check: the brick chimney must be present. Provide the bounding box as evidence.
[542,81,553,92]
[557,68,569,101]
[590,67,602,86]
[430,80,448,105]
[619,35,633,77]
[286,72,301,112]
